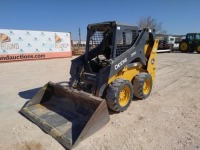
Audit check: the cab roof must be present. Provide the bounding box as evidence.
[88,21,139,29]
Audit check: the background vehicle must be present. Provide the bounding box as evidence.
[156,35,173,53]
[172,37,182,51]
[20,21,159,149]
[179,33,200,53]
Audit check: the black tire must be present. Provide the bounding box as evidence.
[188,44,195,53]
[133,73,152,99]
[179,41,189,53]
[106,79,133,112]
[196,45,200,53]
[188,49,195,53]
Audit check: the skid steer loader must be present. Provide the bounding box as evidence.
[20,21,159,149]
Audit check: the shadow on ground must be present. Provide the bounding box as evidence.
[18,81,69,100]
[18,87,41,100]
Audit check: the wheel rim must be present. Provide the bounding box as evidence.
[197,46,200,53]
[180,43,188,51]
[119,85,130,107]
[143,79,151,95]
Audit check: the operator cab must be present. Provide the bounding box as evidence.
[85,21,139,73]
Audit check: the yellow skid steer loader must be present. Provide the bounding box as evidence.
[20,21,159,149]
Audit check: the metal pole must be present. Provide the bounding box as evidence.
[79,28,81,47]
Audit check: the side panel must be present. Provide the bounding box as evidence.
[147,39,159,83]
[108,65,143,84]
[109,29,148,78]
[107,39,159,85]
[97,30,155,97]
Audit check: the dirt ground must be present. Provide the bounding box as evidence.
[0,52,200,150]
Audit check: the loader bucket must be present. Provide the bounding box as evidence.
[20,82,110,149]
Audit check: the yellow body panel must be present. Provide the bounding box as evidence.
[108,39,159,84]
[108,65,143,84]
[147,39,159,83]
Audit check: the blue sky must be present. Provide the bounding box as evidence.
[0,0,199,40]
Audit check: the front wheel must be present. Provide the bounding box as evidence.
[106,79,133,112]
[196,45,200,53]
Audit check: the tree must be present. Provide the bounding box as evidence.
[137,16,167,34]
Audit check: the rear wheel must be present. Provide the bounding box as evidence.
[106,79,133,112]
[179,41,189,53]
[196,45,200,53]
[133,73,152,99]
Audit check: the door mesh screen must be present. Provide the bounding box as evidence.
[89,31,104,51]
[116,30,138,57]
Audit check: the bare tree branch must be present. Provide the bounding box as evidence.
[137,16,167,34]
